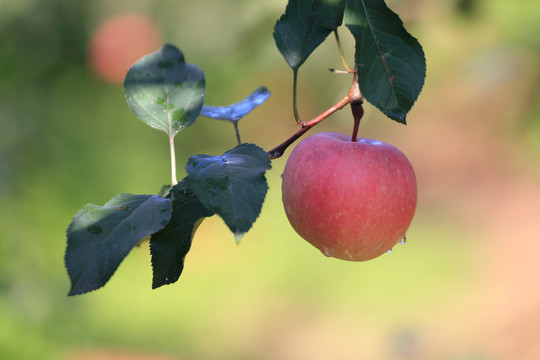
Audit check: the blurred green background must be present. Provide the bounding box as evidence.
[1,0,539,359]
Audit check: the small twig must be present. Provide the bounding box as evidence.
[299,71,362,128]
[267,71,362,159]
[299,95,351,128]
[267,126,311,159]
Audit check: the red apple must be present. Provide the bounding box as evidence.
[281,132,417,261]
[88,14,162,84]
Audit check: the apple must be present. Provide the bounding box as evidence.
[88,14,161,84]
[281,132,417,261]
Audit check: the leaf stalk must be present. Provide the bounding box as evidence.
[233,122,242,145]
[334,29,353,73]
[292,69,302,124]
[170,135,178,186]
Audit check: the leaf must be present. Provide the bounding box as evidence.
[150,179,214,289]
[344,0,426,123]
[185,144,272,241]
[313,0,346,29]
[273,0,333,70]
[124,44,206,136]
[65,194,172,295]
[200,86,270,122]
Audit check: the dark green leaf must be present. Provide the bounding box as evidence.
[124,44,206,136]
[185,144,272,242]
[200,86,270,122]
[313,0,346,29]
[273,0,333,70]
[344,0,426,123]
[150,179,214,289]
[65,194,172,295]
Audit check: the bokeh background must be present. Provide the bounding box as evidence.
[1,0,539,359]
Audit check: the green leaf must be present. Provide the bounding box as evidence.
[273,0,333,70]
[150,179,214,289]
[344,0,426,123]
[200,86,270,122]
[124,44,206,136]
[65,194,172,295]
[185,143,272,241]
[313,0,346,29]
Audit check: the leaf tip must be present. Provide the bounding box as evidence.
[67,284,93,297]
[234,232,244,244]
[384,107,408,125]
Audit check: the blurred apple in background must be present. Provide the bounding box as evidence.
[282,132,417,261]
[88,13,161,84]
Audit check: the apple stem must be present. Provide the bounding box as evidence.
[267,69,363,159]
[351,101,364,142]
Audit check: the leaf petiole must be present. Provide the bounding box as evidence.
[292,69,302,124]
[334,29,353,73]
[233,122,242,145]
[169,135,177,186]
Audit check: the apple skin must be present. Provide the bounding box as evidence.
[281,132,417,261]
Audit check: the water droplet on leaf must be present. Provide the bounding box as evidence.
[400,236,407,245]
[386,248,393,254]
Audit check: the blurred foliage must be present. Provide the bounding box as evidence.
[0,0,539,359]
